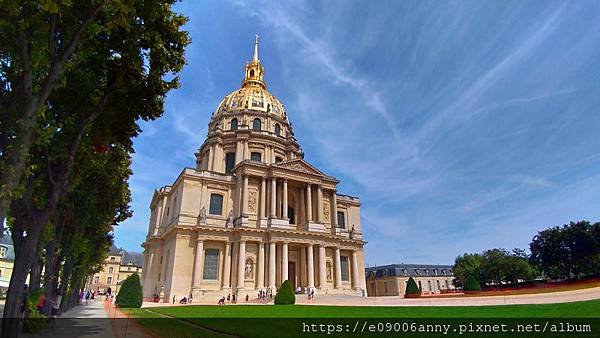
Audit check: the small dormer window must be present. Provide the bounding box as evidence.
[274,123,281,136]
[0,246,7,258]
[415,269,420,275]
[252,118,262,131]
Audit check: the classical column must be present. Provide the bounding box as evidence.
[207,145,214,171]
[257,242,265,288]
[268,242,276,289]
[270,178,276,217]
[235,141,243,164]
[331,191,338,228]
[317,186,323,223]
[334,247,342,288]
[351,250,359,289]
[237,241,246,290]
[306,184,313,222]
[318,244,326,288]
[260,178,266,219]
[193,239,204,287]
[243,141,249,160]
[282,179,288,220]
[236,175,243,217]
[281,242,289,282]
[307,244,315,289]
[223,242,231,288]
[242,175,249,215]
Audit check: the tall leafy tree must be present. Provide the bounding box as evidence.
[0,0,110,230]
[452,253,482,288]
[1,2,188,335]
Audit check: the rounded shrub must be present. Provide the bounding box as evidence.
[116,273,143,308]
[463,275,481,292]
[405,277,421,296]
[274,280,295,305]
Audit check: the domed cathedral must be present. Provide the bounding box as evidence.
[141,36,366,301]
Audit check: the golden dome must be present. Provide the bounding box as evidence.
[212,35,289,123]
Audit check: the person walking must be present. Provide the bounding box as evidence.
[50,290,62,330]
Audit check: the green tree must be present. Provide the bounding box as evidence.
[274,280,295,305]
[463,275,481,292]
[1,2,188,335]
[405,277,420,296]
[116,273,143,308]
[452,253,482,288]
[0,0,109,231]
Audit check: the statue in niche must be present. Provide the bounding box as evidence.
[245,258,254,280]
[326,262,332,282]
[225,210,234,228]
[198,206,207,225]
[349,224,355,239]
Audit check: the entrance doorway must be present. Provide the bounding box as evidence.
[288,262,296,289]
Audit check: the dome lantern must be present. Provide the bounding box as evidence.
[242,34,266,89]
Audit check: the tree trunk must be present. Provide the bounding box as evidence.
[0,215,44,338]
[28,245,44,291]
[42,239,58,316]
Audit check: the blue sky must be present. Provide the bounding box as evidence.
[114,0,600,265]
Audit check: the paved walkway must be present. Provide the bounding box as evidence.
[142,286,600,308]
[21,300,115,338]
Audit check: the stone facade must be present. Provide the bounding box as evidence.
[365,264,455,297]
[86,245,143,294]
[141,37,366,301]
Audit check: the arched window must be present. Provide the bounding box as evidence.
[249,70,255,77]
[225,152,236,173]
[274,123,281,136]
[209,194,223,215]
[252,118,261,131]
[275,156,283,163]
[230,118,238,130]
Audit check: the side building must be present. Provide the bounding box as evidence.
[365,264,455,297]
[0,235,16,291]
[86,245,144,294]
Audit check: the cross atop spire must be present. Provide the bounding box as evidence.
[253,34,259,62]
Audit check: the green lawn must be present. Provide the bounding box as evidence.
[129,300,600,337]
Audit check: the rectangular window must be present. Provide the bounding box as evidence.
[225,153,236,173]
[250,152,262,162]
[209,194,224,215]
[110,257,115,262]
[336,211,346,228]
[203,249,220,280]
[94,276,99,284]
[107,276,112,284]
[340,256,349,281]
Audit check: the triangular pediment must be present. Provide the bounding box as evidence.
[272,158,326,177]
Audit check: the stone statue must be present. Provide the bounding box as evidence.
[226,210,234,228]
[349,224,355,239]
[159,285,165,303]
[198,206,207,225]
[244,259,254,279]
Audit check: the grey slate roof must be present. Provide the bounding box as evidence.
[108,243,143,268]
[365,264,454,278]
[0,234,15,261]
[122,251,144,268]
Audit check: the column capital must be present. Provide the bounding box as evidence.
[196,238,204,243]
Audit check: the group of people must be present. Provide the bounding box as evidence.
[79,289,98,304]
[257,289,273,300]
[172,293,193,304]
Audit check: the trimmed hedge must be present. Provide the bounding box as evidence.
[463,274,481,292]
[405,277,421,296]
[274,280,295,305]
[116,273,143,308]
